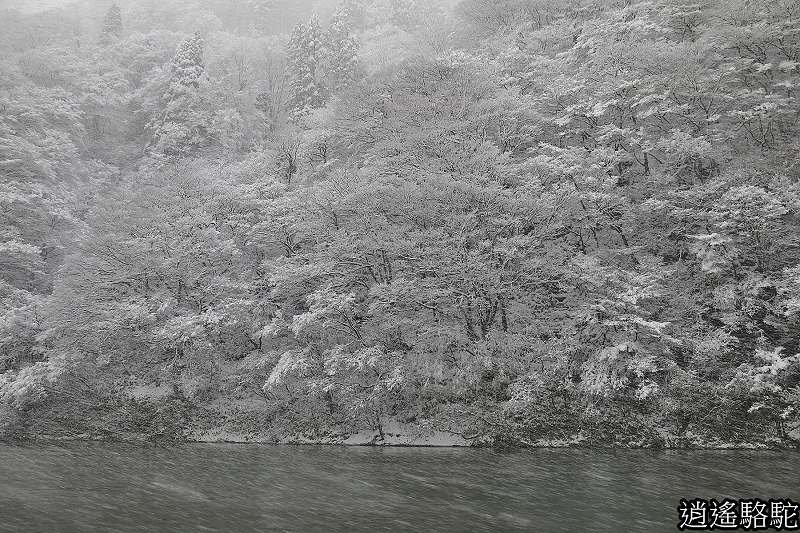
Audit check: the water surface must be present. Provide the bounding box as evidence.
[0,444,796,532]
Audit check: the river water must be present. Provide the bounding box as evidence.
[0,444,796,532]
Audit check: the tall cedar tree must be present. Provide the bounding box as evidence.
[99,4,123,46]
[324,6,360,92]
[151,32,209,155]
[286,15,326,116]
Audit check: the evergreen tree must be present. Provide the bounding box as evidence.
[286,15,326,117]
[99,3,123,46]
[151,32,210,156]
[167,32,205,91]
[334,0,366,29]
[324,5,360,92]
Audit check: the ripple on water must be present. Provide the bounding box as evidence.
[0,444,796,533]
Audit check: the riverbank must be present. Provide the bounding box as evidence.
[6,432,798,450]
[3,390,798,449]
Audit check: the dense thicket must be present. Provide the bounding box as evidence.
[1,0,798,447]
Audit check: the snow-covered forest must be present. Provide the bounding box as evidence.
[1,0,799,447]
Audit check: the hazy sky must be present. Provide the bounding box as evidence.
[2,0,78,13]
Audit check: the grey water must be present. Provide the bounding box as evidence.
[0,444,796,532]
